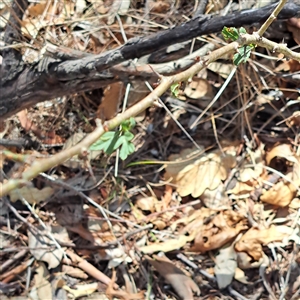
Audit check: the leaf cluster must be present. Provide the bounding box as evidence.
[90,118,136,160]
[222,27,256,65]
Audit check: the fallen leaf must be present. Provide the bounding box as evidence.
[148,253,200,300]
[27,1,48,17]
[192,212,247,252]
[237,144,265,183]
[151,218,168,230]
[107,248,134,269]
[234,267,249,284]
[235,225,294,260]
[260,156,300,206]
[274,59,291,72]
[89,0,108,14]
[139,232,196,254]
[9,186,54,203]
[290,197,300,209]
[63,283,98,299]
[32,262,52,300]
[238,163,265,183]
[166,147,205,171]
[62,265,88,279]
[148,0,171,13]
[237,252,265,269]
[200,183,231,209]
[107,0,130,24]
[75,0,87,14]
[28,225,68,269]
[265,143,297,166]
[260,180,297,207]
[17,110,62,143]
[165,148,236,198]
[136,196,156,212]
[171,207,213,232]
[227,181,254,195]
[97,82,124,120]
[207,62,236,79]
[184,77,214,100]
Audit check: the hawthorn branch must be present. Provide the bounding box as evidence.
[1,0,300,120]
[257,0,288,36]
[242,33,300,61]
[2,27,300,197]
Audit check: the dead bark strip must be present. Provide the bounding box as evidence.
[1,0,300,121]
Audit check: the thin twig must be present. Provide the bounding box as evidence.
[228,286,250,300]
[259,264,277,300]
[190,66,237,129]
[40,172,151,230]
[0,249,28,273]
[256,0,288,37]
[145,82,202,150]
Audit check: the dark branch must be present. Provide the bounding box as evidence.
[1,0,28,81]
[1,0,299,120]
[52,1,300,80]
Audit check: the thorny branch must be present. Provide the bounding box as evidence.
[1,36,300,197]
[1,0,300,119]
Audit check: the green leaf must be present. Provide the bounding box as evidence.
[90,131,119,154]
[233,45,253,65]
[90,136,107,150]
[222,27,239,41]
[123,131,134,141]
[105,132,121,154]
[113,131,134,151]
[104,131,117,139]
[119,140,135,160]
[120,121,129,132]
[113,135,126,150]
[170,83,180,98]
[239,27,247,34]
[129,117,136,129]
[90,138,111,152]
[121,117,136,132]
[89,118,136,159]
[98,131,115,142]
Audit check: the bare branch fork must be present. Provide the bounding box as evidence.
[0,0,300,197]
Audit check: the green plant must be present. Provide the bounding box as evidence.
[170,82,181,97]
[222,27,256,65]
[90,117,136,160]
